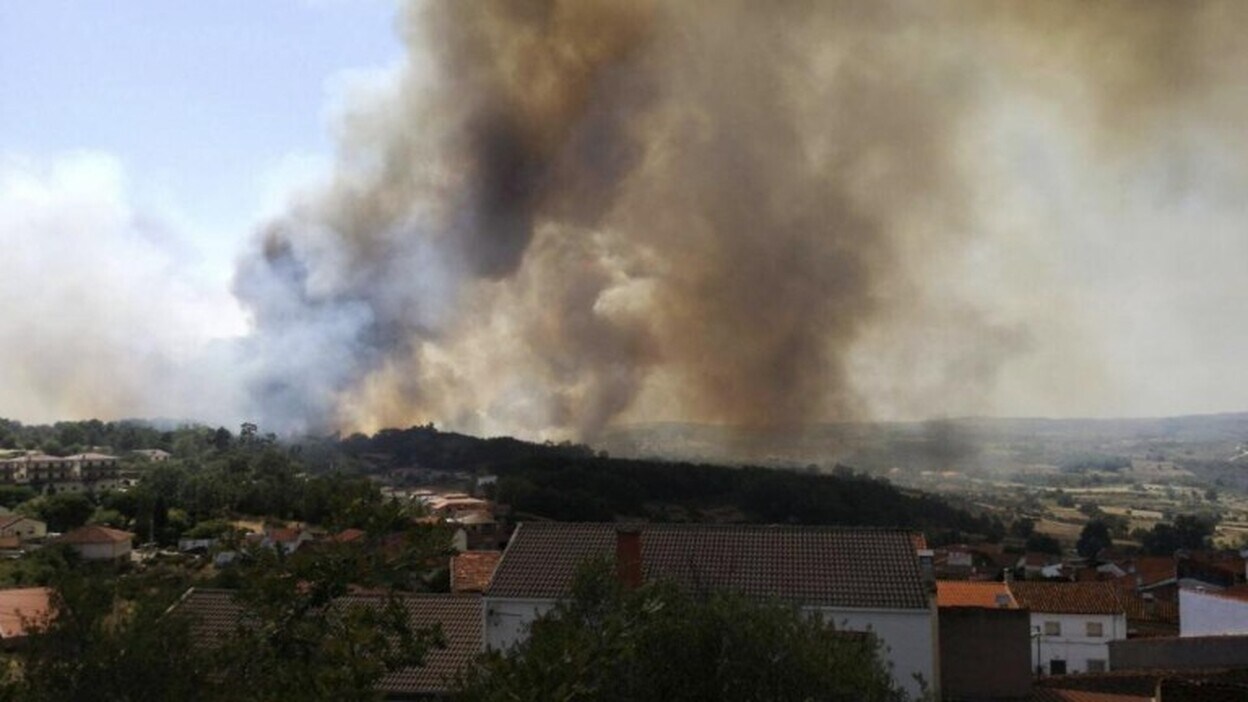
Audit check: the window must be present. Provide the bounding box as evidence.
[1043,621,1061,636]
[1049,659,1067,675]
[1086,621,1104,637]
[1086,659,1106,673]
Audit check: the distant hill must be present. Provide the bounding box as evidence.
[597,413,1248,487]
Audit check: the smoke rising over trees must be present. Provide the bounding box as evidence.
[231,0,1248,438]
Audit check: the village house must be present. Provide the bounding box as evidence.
[0,515,46,542]
[249,525,314,554]
[936,580,1032,700]
[1009,581,1127,676]
[483,523,939,700]
[56,525,134,561]
[1179,584,1248,637]
[131,448,171,462]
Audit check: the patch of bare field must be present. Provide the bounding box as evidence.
[1102,505,1163,520]
[1036,518,1082,540]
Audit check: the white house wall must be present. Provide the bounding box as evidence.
[814,606,937,700]
[484,598,556,652]
[1028,612,1125,674]
[1180,589,1248,637]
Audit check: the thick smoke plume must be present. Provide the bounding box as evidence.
[234,0,1248,438]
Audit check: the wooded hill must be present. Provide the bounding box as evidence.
[337,425,1004,543]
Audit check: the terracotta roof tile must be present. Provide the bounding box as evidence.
[56,525,133,545]
[1030,690,1149,702]
[1009,581,1125,615]
[487,523,930,610]
[1203,583,1248,603]
[174,588,482,695]
[0,587,51,639]
[452,552,501,593]
[937,580,1017,609]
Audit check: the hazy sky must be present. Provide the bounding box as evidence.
[2,1,1247,433]
[0,1,401,425]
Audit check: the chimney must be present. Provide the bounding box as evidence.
[616,526,643,590]
[917,549,935,591]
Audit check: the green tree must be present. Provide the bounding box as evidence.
[24,493,95,532]
[207,543,444,701]
[0,565,211,702]
[1076,520,1112,560]
[1140,514,1215,555]
[1025,533,1062,556]
[456,563,907,702]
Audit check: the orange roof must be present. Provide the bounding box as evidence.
[451,551,502,593]
[937,581,1018,609]
[1010,581,1125,615]
[911,533,928,550]
[266,528,302,543]
[0,587,52,638]
[1131,556,1176,587]
[328,528,367,543]
[57,525,133,545]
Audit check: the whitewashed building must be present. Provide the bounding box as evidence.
[1179,586,1248,637]
[56,525,134,561]
[1009,581,1127,675]
[484,523,939,699]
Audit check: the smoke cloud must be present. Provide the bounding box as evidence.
[0,152,244,425]
[234,0,1248,438]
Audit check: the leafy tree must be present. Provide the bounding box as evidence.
[207,541,445,701]
[1140,514,1215,555]
[1009,517,1036,539]
[456,563,908,702]
[1076,520,1112,560]
[5,508,449,702]
[1025,533,1061,556]
[23,493,95,532]
[0,563,211,702]
[0,485,36,509]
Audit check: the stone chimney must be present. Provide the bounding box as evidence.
[616,526,643,590]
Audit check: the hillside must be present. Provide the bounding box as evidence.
[334,425,1003,543]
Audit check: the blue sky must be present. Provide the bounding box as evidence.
[0,0,402,270]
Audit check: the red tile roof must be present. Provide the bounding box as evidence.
[0,587,51,639]
[56,525,133,545]
[937,580,1018,609]
[0,515,39,531]
[1009,581,1125,615]
[328,528,366,544]
[266,527,302,543]
[1118,592,1178,627]
[487,523,931,610]
[1030,690,1149,702]
[1130,556,1176,587]
[451,552,501,594]
[174,588,482,695]
[1203,584,1248,603]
